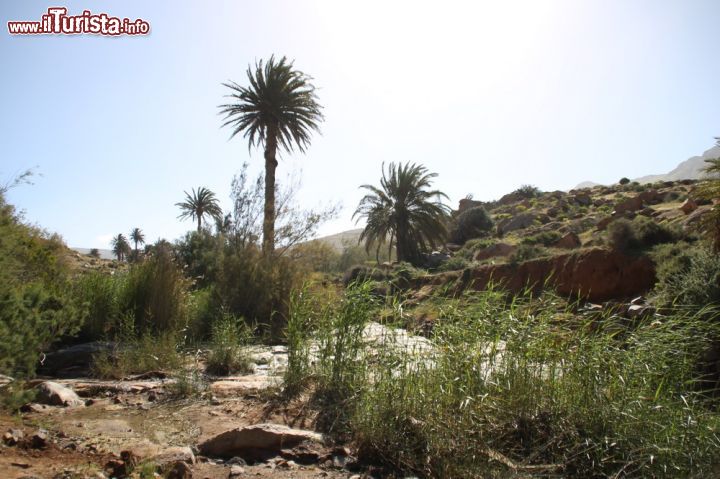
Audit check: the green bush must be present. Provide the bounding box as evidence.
[286,289,720,477]
[73,272,123,341]
[652,243,720,307]
[436,256,469,272]
[509,244,546,264]
[608,217,679,253]
[450,206,494,244]
[619,177,630,185]
[520,231,561,246]
[0,192,85,378]
[514,184,541,198]
[205,313,253,376]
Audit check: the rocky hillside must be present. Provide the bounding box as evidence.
[425,178,712,302]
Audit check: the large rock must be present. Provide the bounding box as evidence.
[680,198,698,214]
[497,213,536,234]
[428,248,656,302]
[38,342,114,377]
[457,198,484,213]
[35,381,84,407]
[199,424,323,460]
[473,243,515,261]
[553,232,581,249]
[613,196,643,215]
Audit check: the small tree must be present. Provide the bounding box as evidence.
[450,206,494,244]
[176,187,223,232]
[619,177,631,185]
[111,234,130,261]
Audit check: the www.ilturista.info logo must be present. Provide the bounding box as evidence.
[7,7,150,36]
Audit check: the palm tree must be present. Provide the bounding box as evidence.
[129,227,145,256]
[695,136,720,251]
[176,187,223,232]
[219,56,324,256]
[353,162,450,265]
[111,233,130,262]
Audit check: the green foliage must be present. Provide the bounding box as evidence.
[205,313,253,376]
[520,230,561,246]
[436,256,469,272]
[514,184,541,198]
[608,217,679,253]
[92,325,183,379]
[354,162,450,265]
[619,177,631,185]
[88,248,100,258]
[0,193,85,378]
[175,186,223,232]
[509,244,546,264]
[286,288,720,477]
[652,243,720,307]
[120,247,192,336]
[73,272,122,341]
[449,206,494,244]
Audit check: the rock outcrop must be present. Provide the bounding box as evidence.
[35,381,84,407]
[427,248,655,302]
[199,423,323,460]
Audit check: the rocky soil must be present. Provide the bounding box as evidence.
[0,323,432,479]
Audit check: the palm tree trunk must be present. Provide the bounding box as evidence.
[262,126,279,257]
[197,216,202,232]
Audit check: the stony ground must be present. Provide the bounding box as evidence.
[0,323,430,479]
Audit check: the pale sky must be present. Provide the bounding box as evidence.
[1,1,718,248]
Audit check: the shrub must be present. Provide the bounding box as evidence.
[88,248,100,258]
[436,256,469,272]
[450,206,494,244]
[119,247,192,336]
[608,217,679,253]
[514,184,541,198]
[619,177,631,185]
[205,313,253,376]
[520,231,561,246]
[509,244,546,264]
[287,289,720,477]
[73,272,123,341]
[653,244,720,307]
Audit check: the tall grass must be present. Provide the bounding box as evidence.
[286,285,720,477]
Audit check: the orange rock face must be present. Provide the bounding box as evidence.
[427,248,655,302]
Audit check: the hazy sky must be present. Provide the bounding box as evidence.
[1,1,719,248]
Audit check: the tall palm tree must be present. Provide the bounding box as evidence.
[111,233,130,262]
[695,136,720,251]
[129,227,145,256]
[176,187,223,232]
[219,56,324,256]
[354,162,450,265]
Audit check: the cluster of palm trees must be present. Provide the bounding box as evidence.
[166,56,448,266]
[111,227,145,262]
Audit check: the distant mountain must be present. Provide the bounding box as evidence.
[312,228,364,252]
[574,181,602,189]
[635,145,720,184]
[574,145,720,189]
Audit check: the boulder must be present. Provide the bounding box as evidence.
[473,243,515,261]
[38,342,115,377]
[199,423,323,460]
[165,461,193,479]
[553,232,581,249]
[638,189,661,205]
[595,216,613,231]
[152,446,196,466]
[497,213,536,234]
[572,194,592,206]
[613,196,643,215]
[457,198,483,213]
[35,382,84,407]
[680,198,698,214]
[3,428,24,446]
